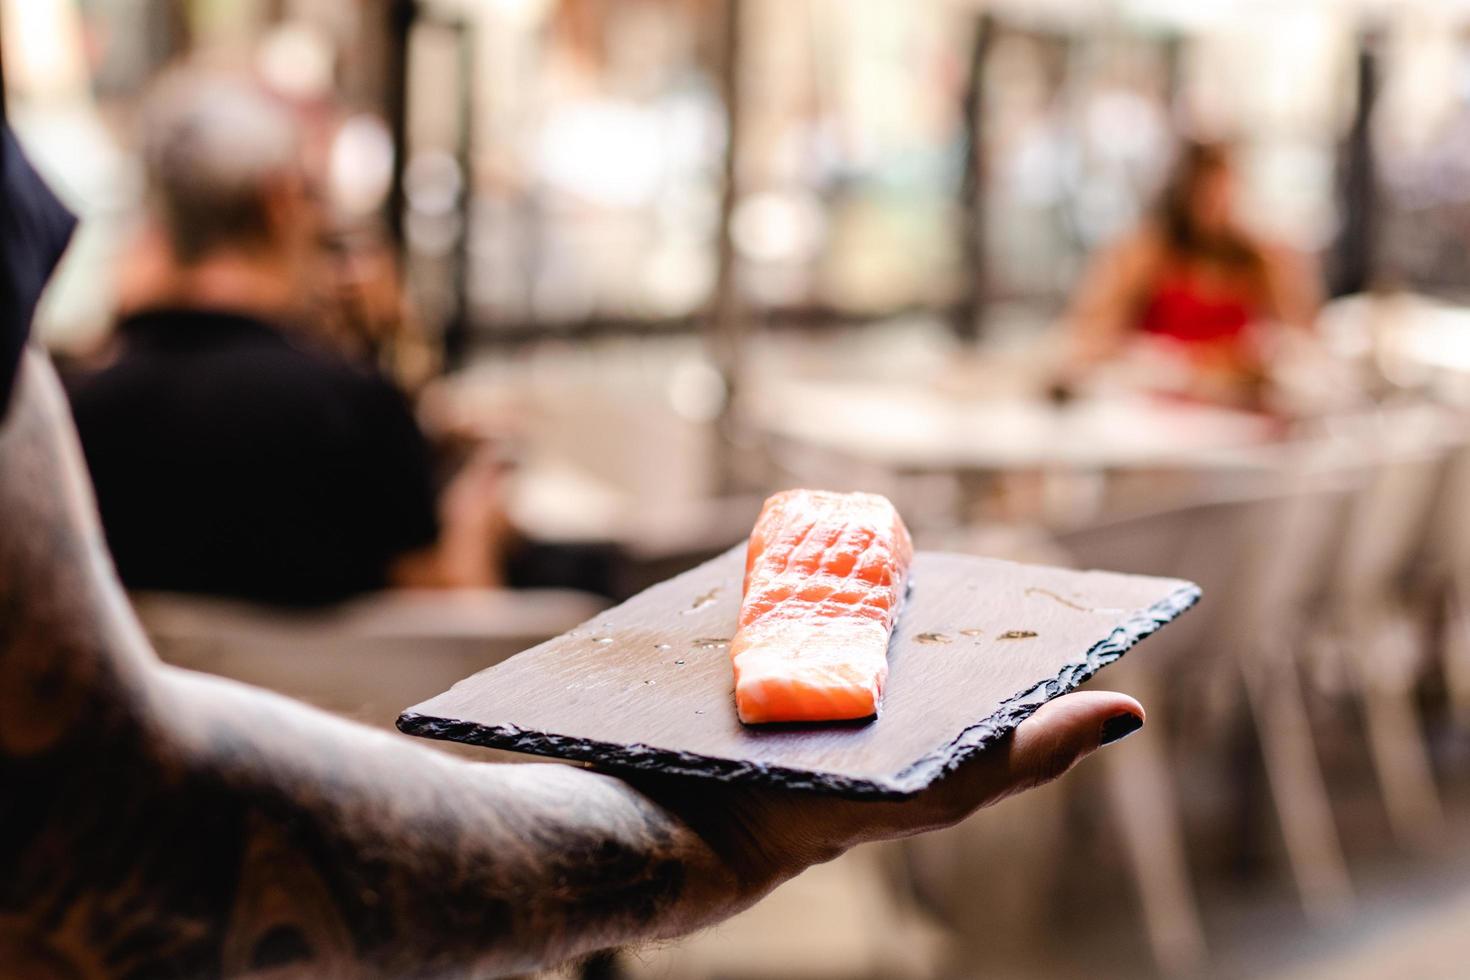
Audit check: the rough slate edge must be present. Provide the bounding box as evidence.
[397,581,1201,800]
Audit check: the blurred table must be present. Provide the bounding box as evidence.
[1320,293,1470,404]
[750,379,1280,473]
[750,379,1284,526]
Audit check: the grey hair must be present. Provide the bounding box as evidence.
[139,72,302,263]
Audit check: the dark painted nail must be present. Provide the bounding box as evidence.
[1099,713,1144,747]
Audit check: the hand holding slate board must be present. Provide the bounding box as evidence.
[399,548,1198,798]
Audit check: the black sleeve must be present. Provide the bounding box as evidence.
[0,126,77,417]
[345,375,442,567]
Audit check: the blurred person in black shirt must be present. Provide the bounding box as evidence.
[66,73,504,605]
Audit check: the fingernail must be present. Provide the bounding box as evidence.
[1099,712,1144,746]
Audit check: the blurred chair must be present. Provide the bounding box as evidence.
[1228,461,1361,924]
[1054,462,1406,969]
[1310,407,1463,850]
[134,588,608,733]
[1424,437,1470,728]
[1219,403,1462,903]
[1057,491,1274,974]
[906,494,1274,977]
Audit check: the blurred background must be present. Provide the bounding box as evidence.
[11,0,1470,976]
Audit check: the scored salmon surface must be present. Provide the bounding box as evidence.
[732,489,914,724]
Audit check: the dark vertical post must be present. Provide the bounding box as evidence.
[1331,30,1380,297]
[385,0,417,246]
[0,7,10,338]
[1160,31,1183,122]
[0,5,8,149]
[443,19,475,369]
[953,13,993,344]
[709,0,744,490]
[164,0,193,60]
[0,4,9,330]
[0,5,7,124]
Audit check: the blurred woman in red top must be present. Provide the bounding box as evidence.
[1065,141,1320,407]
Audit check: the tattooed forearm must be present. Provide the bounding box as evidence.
[134,673,747,977]
[0,351,759,979]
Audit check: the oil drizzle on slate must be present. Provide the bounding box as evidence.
[1025,587,1123,615]
[683,587,722,614]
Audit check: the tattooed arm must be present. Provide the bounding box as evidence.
[0,350,1143,978]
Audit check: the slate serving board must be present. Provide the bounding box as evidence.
[398,548,1199,799]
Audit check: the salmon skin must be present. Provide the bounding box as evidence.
[732,489,914,724]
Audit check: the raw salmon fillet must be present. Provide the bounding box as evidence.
[732,489,913,724]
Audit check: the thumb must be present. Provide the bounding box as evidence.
[1005,690,1144,793]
